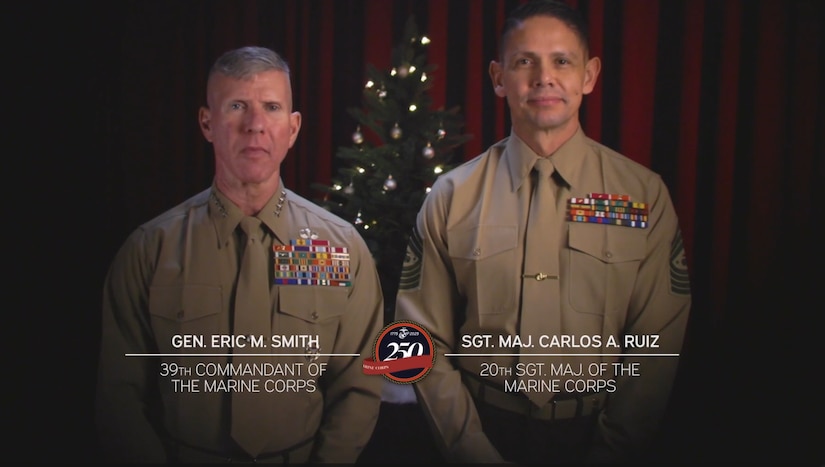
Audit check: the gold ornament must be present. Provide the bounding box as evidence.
[390,123,402,140]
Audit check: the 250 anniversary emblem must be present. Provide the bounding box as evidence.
[362,320,435,383]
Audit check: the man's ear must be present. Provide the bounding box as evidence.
[287,111,302,148]
[489,60,507,98]
[198,106,213,142]
[582,56,602,95]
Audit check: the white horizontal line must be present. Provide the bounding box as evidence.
[444,353,679,357]
[125,353,360,357]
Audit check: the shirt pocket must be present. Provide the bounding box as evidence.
[448,225,518,315]
[277,286,348,355]
[149,284,223,351]
[567,223,645,315]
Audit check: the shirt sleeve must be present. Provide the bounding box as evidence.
[587,178,691,461]
[394,181,505,462]
[311,229,385,463]
[95,228,169,462]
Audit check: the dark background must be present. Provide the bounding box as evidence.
[9,0,822,463]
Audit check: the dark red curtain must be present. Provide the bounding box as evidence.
[101,0,823,337]
[27,0,822,462]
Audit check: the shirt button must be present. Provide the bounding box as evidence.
[176,310,184,320]
[604,251,613,259]
[473,248,481,256]
[311,311,319,320]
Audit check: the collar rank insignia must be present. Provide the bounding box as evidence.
[567,192,649,229]
[273,229,351,286]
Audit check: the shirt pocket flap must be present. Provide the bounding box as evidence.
[568,223,646,263]
[279,286,348,323]
[448,225,518,260]
[149,284,223,322]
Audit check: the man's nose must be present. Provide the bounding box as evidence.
[244,108,265,133]
[533,63,556,87]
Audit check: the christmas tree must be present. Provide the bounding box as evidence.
[313,15,472,321]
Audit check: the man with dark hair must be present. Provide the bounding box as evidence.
[395,1,691,463]
[96,46,384,463]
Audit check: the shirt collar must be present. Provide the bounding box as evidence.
[256,182,289,245]
[549,127,588,192]
[503,127,588,193]
[504,132,540,193]
[208,180,289,247]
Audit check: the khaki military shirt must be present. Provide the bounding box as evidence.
[395,129,691,461]
[96,181,384,463]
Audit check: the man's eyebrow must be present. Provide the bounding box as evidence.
[262,99,285,107]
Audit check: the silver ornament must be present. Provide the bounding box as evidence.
[352,127,364,145]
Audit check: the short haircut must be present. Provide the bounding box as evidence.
[499,0,591,59]
[207,46,291,83]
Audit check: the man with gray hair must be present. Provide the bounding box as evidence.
[96,46,384,463]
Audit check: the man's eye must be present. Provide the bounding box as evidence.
[267,104,281,112]
[230,103,243,110]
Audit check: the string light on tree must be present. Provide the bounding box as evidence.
[365,79,386,100]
